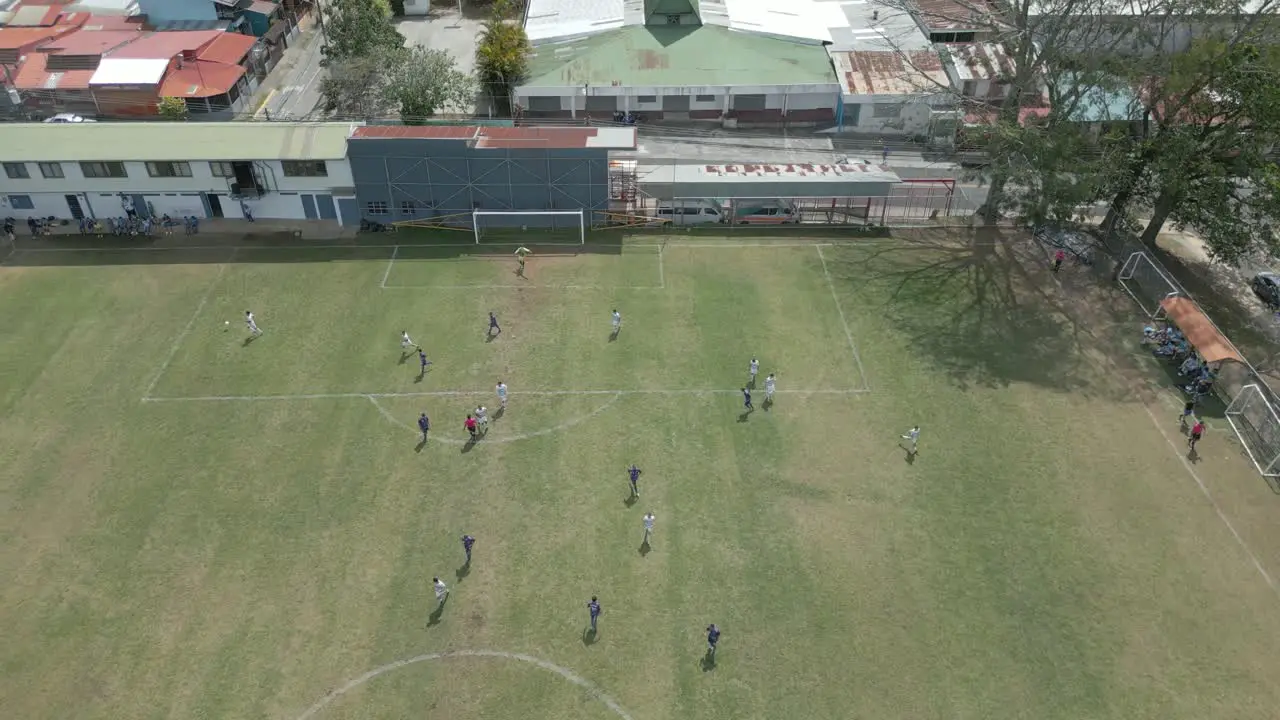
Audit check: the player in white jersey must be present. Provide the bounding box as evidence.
[496,381,508,409]
[764,373,776,401]
[611,309,621,335]
[749,358,759,384]
[901,425,920,455]
[433,577,449,607]
[642,512,655,545]
[245,310,262,335]
[475,405,489,432]
[401,330,415,349]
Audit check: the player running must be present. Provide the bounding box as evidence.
[475,405,489,433]
[488,311,501,337]
[749,357,759,385]
[764,373,776,402]
[418,348,432,374]
[401,330,415,349]
[514,246,531,277]
[245,310,262,336]
[433,577,449,608]
[587,596,602,633]
[418,412,430,442]
[628,464,642,497]
[611,309,622,336]
[461,534,475,564]
[741,387,753,411]
[706,624,721,659]
[496,381,508,409]
[464,414,479,442]
[642,512,655,545]
[901,425,920,455]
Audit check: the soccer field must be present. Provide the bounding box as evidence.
[5,230,1280,720]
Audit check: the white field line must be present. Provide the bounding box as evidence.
[1141,403,1280,600]
[379,244,399,288]
[815,245,870,392]
[143,388,870,403]
[382,284,665,290]
[295,650,635,720]
[370,393,622,445]
[142,251,234,397]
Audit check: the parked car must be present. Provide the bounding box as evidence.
[1032,223,1096,266]
[1251,272,1280,309]
[43,113,95,123]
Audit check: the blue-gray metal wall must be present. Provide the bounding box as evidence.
[347,138,609,227]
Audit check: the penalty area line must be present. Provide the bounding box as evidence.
[142,249,235,398]
[141,388,871,403]
[816,245,870,392]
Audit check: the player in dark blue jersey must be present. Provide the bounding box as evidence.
[628,464,641,497]
[741,387,753,411]
[706,624,720,658]
[488,311,501,337]
[417,412,430,441]
[587,596,601,633]
[461,534,475,564]
[418,348,432,375]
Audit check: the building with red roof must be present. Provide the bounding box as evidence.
[10,25,264,118]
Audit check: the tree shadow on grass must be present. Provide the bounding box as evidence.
[830,228,1100,395]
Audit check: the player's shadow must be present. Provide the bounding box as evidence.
[623,493,638,508]
[608,329,619,342]
[639,539,651,556]
[399,352,410,365]
[701,652,717,672]
[901,445,917,465]
[461,438,478,453]
[415,436,428,453]
[737,410,752,423]
[494,405,505,419]
[456,560,471,581]
[428,595,449,626]
[762,397,773,412]
[1188,446,1200,463]
[748,377,756,390]
[582,628,598,646]
[242,335,258,347]
[486,332,498,343]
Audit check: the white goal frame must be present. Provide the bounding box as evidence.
[1118,251,1182,318]
[1226,383,1280,477]
[472,210,585,245]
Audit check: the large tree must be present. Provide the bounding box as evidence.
[475,0,531,116]
[387,47,477,121]
[319,51,398,120]
[321,0,405,62]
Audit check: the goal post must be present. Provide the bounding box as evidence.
[472,210,585,245]
[1117,251,1182,318]
[1226,384,1280,476]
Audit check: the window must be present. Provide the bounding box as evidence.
[38,162,64,179]
[526,96,561,112]
[873,103,901,119]
[695,94,716,103]
[366,201,388,215]
[399,201,417,215]
[7,194,34,209]
[731,94,767,111]
[210,161,235,177]
[4,163,30,179]
[636,95,658,104]
[282,160,327,177]
[146,161,192,178]
[962,80,978,96]
[80,161,127,178]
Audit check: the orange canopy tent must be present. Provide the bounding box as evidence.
[1159,296,1245,364]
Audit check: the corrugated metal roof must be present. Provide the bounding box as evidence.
[524,24,837,88]
[88,56,167,84]
[834,49,949,96]
[109,30,221,59]
[944,42,1014,82]
[198,31,255,64]
[159,60,245,96]
[911,0,1003,30]
[43,28,141,55]
[350,125,638,149]
[0,122,360,162]
[353,126,478,139]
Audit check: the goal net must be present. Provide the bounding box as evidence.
[1117,251,1183,318]
[1226,383,1280,476]
[473,210,585,245]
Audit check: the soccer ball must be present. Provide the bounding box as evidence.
[224,321,230,329]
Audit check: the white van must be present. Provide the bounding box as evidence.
[733,200,799,225]
[654,199,725,225]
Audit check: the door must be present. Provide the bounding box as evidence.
[300,194,318,220]
[65,194,84,220]
[132,194,150,219]
[208,194,224,218]
[337,198,359,226]
[315,194,337,220]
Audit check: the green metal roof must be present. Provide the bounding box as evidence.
[0,122,357,162]
[525,25,837,88]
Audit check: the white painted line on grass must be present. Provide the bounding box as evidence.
[142,251,234,397]
[382,284,665,290]
[379,244,399,288]
[815,244,870,392]
[370,393,622,445]
[295,649,634,720]
[1141,404,1280,600]
[142,388,869,403]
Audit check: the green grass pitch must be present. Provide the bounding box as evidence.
[4,231,1280,719]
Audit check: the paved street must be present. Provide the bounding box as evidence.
[262,20,328,120]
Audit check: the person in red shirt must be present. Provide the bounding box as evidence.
[1052,249,1066,273]
[464,414,478,442]
[1189,420,1205,451]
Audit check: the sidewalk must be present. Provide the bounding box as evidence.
[13,218,356,244]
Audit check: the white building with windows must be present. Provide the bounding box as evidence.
[0,122,359,225]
